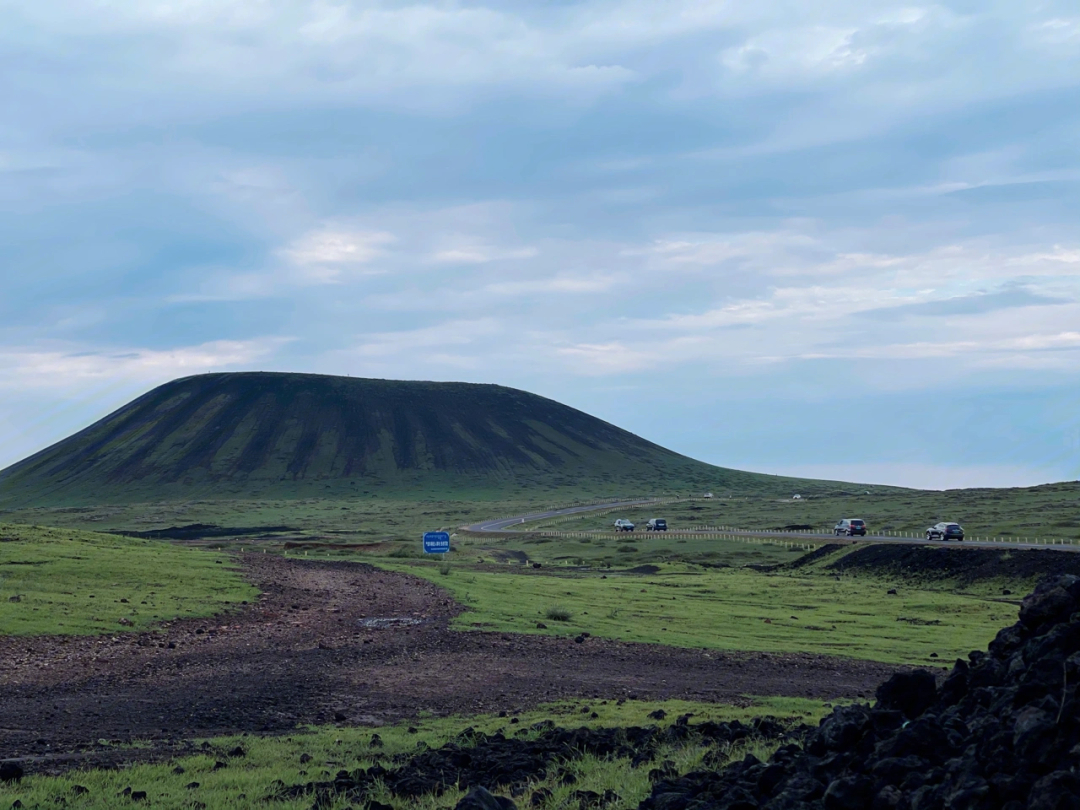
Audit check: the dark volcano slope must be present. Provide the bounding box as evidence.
[636,575,1080,810]
[0,372,809,506]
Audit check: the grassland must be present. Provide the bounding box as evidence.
[519,483,1080,542]
[0,502,1025,666]
[1,696,835,810]
[463,529,813,568]
[388,561,1015,667]
[0,524,256,635]
[0,497,560,542]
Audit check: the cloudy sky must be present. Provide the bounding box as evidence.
[2,0,1078,489]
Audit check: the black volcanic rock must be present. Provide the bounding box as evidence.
[0,372,793,505]
[273,719,801,807]
[637,574,1080,810]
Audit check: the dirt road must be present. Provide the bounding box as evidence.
[1,556,898,770]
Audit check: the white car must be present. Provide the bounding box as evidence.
[613,519,635,532]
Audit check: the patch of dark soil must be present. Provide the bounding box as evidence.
[115,524,294,540]
[484,549,529,564]
[770,544,845,571]
[624,565,662,574]
[636,574,1080,810]
[826,543,1080,585]
[276,717,805,805]
[786,546,842,570]
[282,541,385,551]
[0,556,896,775]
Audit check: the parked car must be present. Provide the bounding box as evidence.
[834,518,867,537]
[613,519,635,532]
[646,518,667,531]
[926,522,964,541]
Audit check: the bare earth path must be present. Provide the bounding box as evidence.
[1,556,897,770]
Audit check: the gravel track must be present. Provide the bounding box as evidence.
[0,556,898,773]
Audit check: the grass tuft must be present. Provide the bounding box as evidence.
[545,605,573,622]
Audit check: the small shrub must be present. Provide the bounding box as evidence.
[438,562,451,576]
[617,545,638,553]
[545,605,572,622]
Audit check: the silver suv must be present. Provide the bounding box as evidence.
[613,519,635,532]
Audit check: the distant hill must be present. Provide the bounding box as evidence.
[0,372,846,506]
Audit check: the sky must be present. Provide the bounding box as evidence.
[1,0,1079,490]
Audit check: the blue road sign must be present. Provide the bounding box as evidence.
[423,531,451,554]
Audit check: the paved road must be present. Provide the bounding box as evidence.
[466,498,664,533]
[467,500,1080,553]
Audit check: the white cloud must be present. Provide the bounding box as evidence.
[0,339,288,391]
[483,273,620,296]
[348,318,503,359]
[280,228,396,282]
[556,341,660,375]
[429,245,539,264]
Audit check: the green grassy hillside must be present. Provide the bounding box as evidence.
[0,372,844,507]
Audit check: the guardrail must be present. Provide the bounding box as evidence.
[523,527,1080,548]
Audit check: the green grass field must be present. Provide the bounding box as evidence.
[389,560,1015,667]
[461,530,811,568]
[520,484,1080,542]
[0,524,257,635]
[0,496,560,543]
[1,696,834,810]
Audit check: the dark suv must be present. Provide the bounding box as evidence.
[927,522,964,541]
[834,518,867,537]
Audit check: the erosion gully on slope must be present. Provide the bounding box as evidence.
[0,556,898,773]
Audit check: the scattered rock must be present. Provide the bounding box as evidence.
[272,715,799,807]
[0,762,23,783]
[536,623,547,629]
[454,785,516,810]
